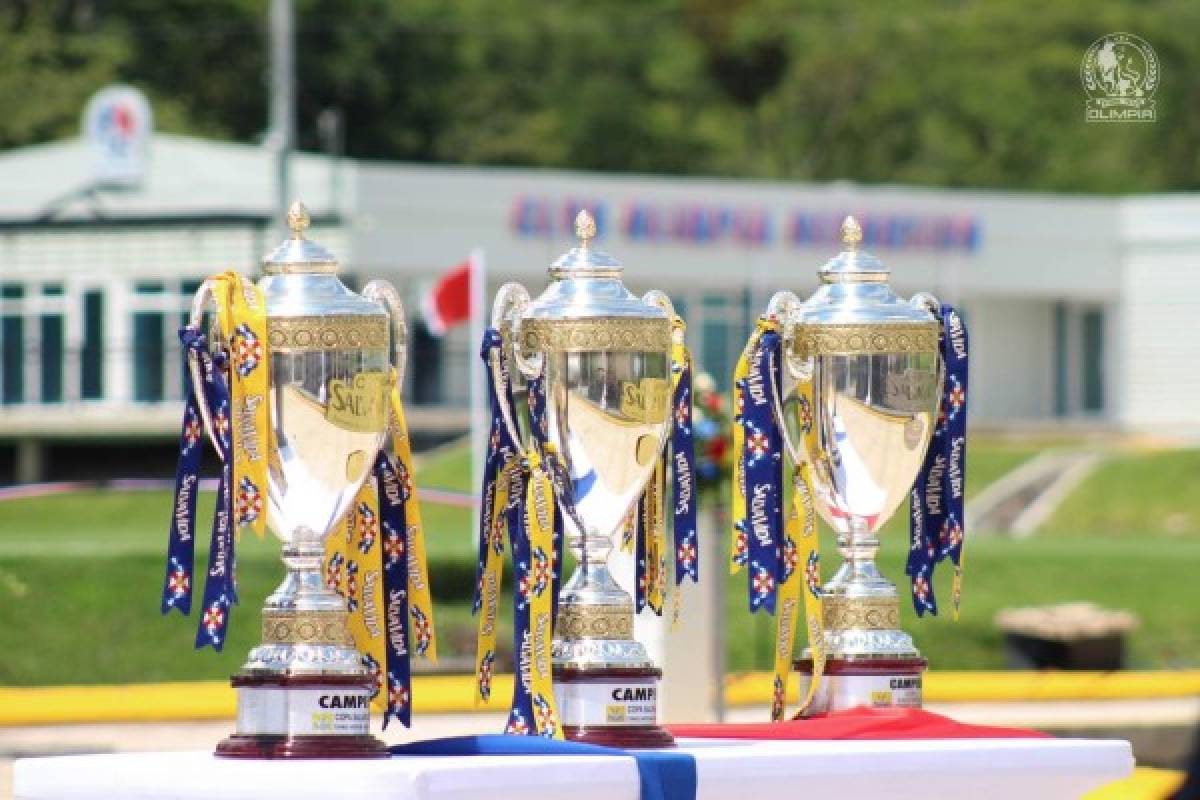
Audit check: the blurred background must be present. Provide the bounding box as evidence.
[1,1,1199,797]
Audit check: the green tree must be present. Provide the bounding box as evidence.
[2,0,1198,193]
[0,2,128,150]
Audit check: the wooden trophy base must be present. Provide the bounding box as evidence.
[554,665,675,749]
[794,655,928,716]
[215,673,389,759]
[216,733,390,759]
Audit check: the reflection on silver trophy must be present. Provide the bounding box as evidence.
[492,211,680,746]
[183,203,407,757]
[770,217,945,712]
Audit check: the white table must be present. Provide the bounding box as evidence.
[14,737,1133,799]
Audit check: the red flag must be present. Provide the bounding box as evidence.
[421,255,475,336]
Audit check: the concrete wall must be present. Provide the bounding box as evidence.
[1115,198,1200,433]
[961,298,1055,422]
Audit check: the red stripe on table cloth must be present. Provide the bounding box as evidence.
[669,707,1049,740]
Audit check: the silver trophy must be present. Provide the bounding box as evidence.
[770,216,942,712]
[188,203,404,758]
[493,210,676,746]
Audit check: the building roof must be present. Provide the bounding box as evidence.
[0,134,348,223]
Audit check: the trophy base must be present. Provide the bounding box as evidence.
[560,724,677,748]
[553,665,675,748]
[794,656,928,716]
[215,673,388,759]
[215,733,389,759]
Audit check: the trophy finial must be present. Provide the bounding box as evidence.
[263,200,338,274]
[575,209,597,247]
[287,201,311,239]
[841,215,862,251]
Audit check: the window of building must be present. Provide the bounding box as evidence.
[1053,302,1068,417]
[133,282,166,402]
[1081,308,1105,414]
[1053,301,1106,417]
[1,284,24,405]
[697,289,753,392]
[411,321,443,405]
[82,290,105,400]
[40,284,65,404]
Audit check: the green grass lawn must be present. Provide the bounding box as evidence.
[1041,448,1200,537]
[1,439,1198,685]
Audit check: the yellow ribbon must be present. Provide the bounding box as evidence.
[952,555,964,622]
[773,463,824,720]
[792,369,826,717]
[328,480,388,710]
[208,271,271,539]
[474,459,515,706]
[644,455,666,614]
[524,449,562,738]
[388,372,437,664]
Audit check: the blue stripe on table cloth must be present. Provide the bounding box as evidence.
[391,735,697,800]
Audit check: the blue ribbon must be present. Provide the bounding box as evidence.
[737,329,784,614]
[907,305,970,616]
[635,346,699,611]
[474,329,518,616]
[390,735,697,800]
[161,329,208,616]
[672,350,698,585]
[475,331,563,737]
[165,327,237,651]
[375,450,412,728]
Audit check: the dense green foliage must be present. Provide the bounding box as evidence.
[2,0,1196,191]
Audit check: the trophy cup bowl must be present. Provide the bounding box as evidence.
[497,211,675,746]
[774,217,942,713]
[191,203,401,758]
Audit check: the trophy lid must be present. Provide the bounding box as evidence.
[549,210,623,277]
[800,215,936,327]
[262,201,339,275]
[817,216,889,283]
[523,209,667,325]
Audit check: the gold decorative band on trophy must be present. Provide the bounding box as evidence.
[267,315,390,351]
[519,317,672,353]
[822,596,901,632]
[261,610,355,646]
[556,604,635,641]
[791,321,938,358]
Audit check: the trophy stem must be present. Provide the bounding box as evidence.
[835,521,890,590]
[217,530,386,759]
[796,517,926,715]
[267,540,342,612]
[552,521,673,748]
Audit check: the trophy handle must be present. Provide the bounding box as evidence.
[641,289,682,458]
[362,280,408,390]
[641,289,678,327]
[185,278,225,458]
[494,282,543,381]
[490,282,537,451]
[910,292,947,404]
[764,290,809,467]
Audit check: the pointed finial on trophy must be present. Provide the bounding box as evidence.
[841,215,862,251]
[287,201,311,239]
[575,209,597,248]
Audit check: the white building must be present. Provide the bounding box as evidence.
[1,132,1197,481]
